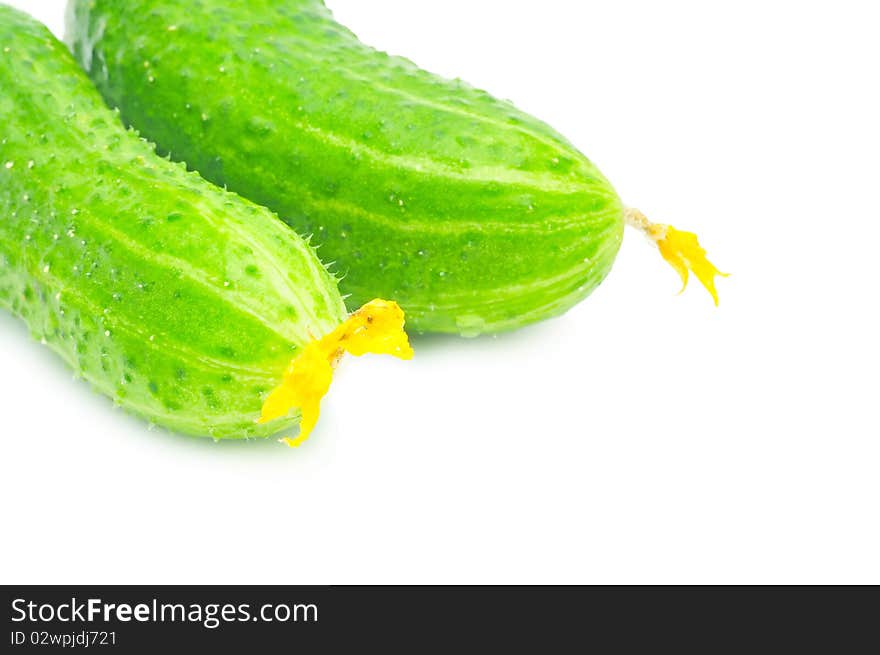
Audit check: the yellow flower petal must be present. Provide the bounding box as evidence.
[624,208,728,305]
[259,298,413,446]
[656,226,728,306]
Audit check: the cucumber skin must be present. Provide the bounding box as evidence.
[0,6,347,439]
[68,0,625,335]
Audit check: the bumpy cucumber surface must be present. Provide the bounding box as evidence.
[68,0,625,335]
[0,6,347,438]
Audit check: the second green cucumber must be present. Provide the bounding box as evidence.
[68,0,724,335]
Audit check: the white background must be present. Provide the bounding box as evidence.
[2,0,878,584]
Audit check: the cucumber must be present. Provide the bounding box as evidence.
[68,1,725,336]
[65,0,627,336]
[0,6,411,442]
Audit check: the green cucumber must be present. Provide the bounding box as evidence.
[0,6,408,441]
[67,0,630,336]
